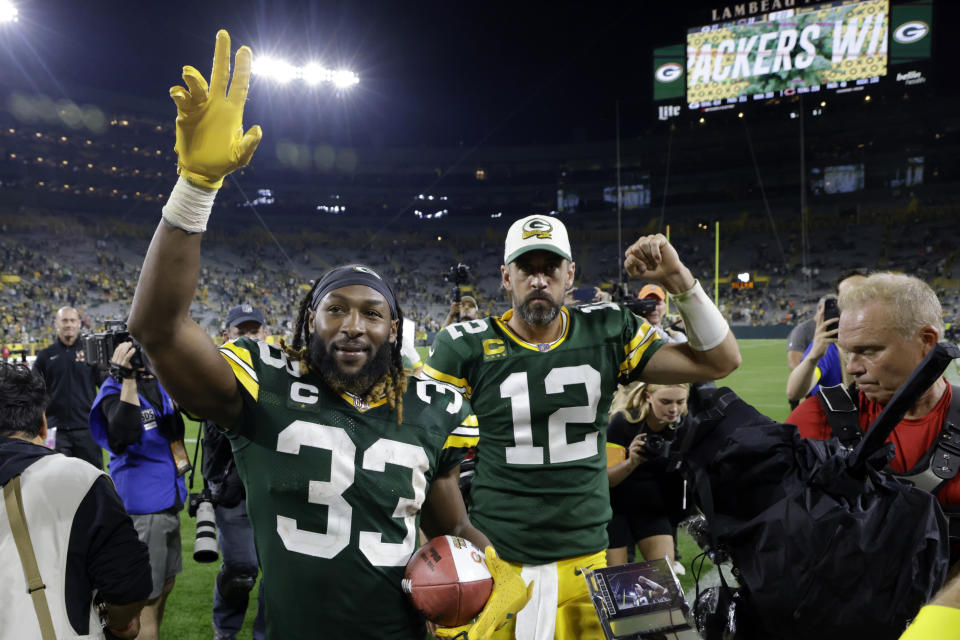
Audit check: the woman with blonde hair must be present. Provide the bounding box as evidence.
[606,381,691,573]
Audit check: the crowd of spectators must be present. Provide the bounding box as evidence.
[1,197,959,352]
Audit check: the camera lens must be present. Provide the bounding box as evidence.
[193,500,219,563]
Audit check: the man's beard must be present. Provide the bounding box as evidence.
[518,292,562,326]
[308,335,393,396]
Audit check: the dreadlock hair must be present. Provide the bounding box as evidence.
[280,275,409,423]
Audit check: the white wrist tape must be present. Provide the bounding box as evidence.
[671,280,729,351]
[161,177,218,233]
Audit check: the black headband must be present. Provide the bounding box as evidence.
[310,265,398,318]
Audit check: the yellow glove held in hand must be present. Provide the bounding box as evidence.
[433,546,534,640]
[169,29,262,189]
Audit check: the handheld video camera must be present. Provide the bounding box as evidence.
[445,263,471,302]
[82,320,143,370]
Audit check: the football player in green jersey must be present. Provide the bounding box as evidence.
[425,214,741,640]
[126,31,529,640]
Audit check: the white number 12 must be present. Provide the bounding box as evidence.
[501,365,601,465]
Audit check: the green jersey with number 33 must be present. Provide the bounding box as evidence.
[423,303,664,564]
[218,337,478,639]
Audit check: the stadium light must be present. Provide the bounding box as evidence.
[331,69,360,89]
[252,55,359,88]
[0,0,19,23]
[253,57,298,83]
[301,63,327,86]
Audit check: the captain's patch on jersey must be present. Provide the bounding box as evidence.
[482,338,506,361]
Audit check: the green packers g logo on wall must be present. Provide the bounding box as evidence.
[521,218,553,240]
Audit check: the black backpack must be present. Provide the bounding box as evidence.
[679,342,957,640]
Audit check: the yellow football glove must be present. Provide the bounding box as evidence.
[169,29,262,189]
[433,546,534,640]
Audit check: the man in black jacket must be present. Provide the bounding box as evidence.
[32,307,103,468]
[0,362,151,638]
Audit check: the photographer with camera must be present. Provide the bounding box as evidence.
[606,382,691,576]
[88,339,188,640]
[441,295,479,328]
[442,264,479,329]
[634,284,687,344]
[202,304,266,640]
[789,272,960,570]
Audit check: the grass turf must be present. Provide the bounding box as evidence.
[152,339,789,638]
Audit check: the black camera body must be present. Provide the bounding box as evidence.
[625,297,659,316]
[82,320,143,369]
[187,490,213,517]
[644,431,672,459]
[445,263,471,302]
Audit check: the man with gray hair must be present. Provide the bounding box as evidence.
[788,272,959,567]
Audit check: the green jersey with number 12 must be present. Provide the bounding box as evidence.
[218,337,478,640]
[423,303,664,564]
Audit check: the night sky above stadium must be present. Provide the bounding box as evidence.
[0,0,954,148]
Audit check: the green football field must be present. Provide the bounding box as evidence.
[160,339,791,638]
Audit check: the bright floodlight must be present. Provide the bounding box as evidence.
[253,56,299,84]
[0,0,19,23]
[301,63,328,86]
[331,69,360,89]
[737,272,750,283]
[252,55,359,88]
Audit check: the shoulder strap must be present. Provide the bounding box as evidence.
[3,475,57,640]
[895,384,960,494]
[815,383,862,448]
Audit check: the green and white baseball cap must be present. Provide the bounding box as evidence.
[503,214,573,265]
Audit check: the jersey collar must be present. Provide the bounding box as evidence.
[494,307,570,352]
[338,390,388,412]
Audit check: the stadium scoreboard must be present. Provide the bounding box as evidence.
[652,0,933,120]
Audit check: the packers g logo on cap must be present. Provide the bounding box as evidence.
[521,218,553,240]
[352,265,382,279]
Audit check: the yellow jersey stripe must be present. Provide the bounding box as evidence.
[619,325,660,374]
[460,414,478,427]
[219,351,259,401]
[422,364,472,397]
[443,434,479,450]
[220,342,259,381]
[494,307,570,352]
[623,322,653,355]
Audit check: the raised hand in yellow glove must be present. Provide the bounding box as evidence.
[434,546,534,640]
[169,29,262,189]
